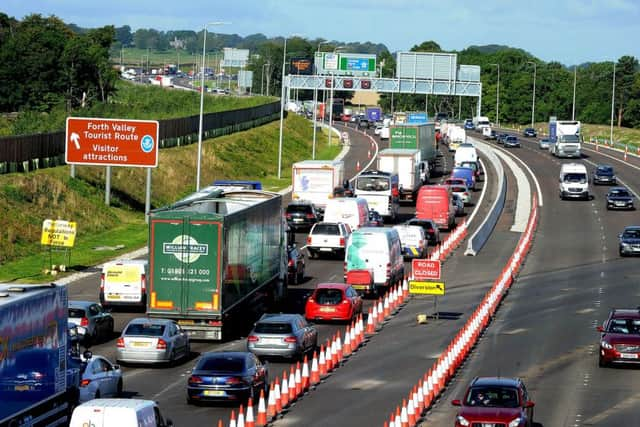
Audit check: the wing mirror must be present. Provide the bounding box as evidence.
[451,399,461,406]
[524,400,535,408]
[597,326,604,332]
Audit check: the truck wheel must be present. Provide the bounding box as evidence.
[117,379,123,396]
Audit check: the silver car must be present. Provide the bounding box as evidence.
[116,318,190,365]
[452,194,465,216]
[78,353,123,402]
[247,313,317,360]
[538,138,551,150]
[68,301,114,344]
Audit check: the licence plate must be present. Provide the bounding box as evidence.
[107,294,121,300]
[620,353,638,359]
[616,202,626,206]
[261,337,281,345]
[320,307,336,312]
[131,341,151,348]
[203,390,225,396]
[481,424,496,427]
[352,285,369,290]
[14,385,30,391]
[320,248,333,252]
[293,218,303,222]
[178,319,195,325]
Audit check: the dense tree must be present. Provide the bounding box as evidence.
[115,25,133,47]
[615,56,639,127]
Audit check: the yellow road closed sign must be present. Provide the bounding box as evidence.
[41,219,77,247]
[409,280,445,295]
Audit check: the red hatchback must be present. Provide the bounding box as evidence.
[305,283,363,322]
[597,308,640,367]
[452,377,535,427]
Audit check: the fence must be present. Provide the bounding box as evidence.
[0,101,281,174]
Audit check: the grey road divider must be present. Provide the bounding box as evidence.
[493,149,531,232]
[465,140,506,256]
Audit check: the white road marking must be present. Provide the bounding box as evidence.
[492,149,531,232]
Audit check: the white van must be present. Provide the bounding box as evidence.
[559,163,589,200]
[70,399,173,427]
[323,197,369,231]
[344,227,404,293]
[392,224,427,259]
[100,260,148,310]
[454,143,478,167]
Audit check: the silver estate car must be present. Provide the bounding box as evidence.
[247,313,318,360]
[68,301,114,344]
[116,318,190,365]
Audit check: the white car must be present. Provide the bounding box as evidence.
[79,353,123,402]
[374,124,383,135]
[449,184,472,205]
[306,222,352,259]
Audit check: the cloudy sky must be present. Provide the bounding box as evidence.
[3,0,638,65]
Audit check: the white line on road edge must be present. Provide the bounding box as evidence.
[464,157,489,226]
[492,149,531,232]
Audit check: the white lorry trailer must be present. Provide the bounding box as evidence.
[377,148,427,203]
[291,160,345,213]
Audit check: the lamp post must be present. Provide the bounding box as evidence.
[197,21,229,191]
[327,47,346,148]
[490,63,500,127]
[312,40,328,159]
[527,61,537,129]
[572,66,577,121]
[261,62,270,95]
[610,61,616,145]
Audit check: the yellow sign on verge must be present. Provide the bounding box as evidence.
[41,219,77,247]
[409,280,445,295]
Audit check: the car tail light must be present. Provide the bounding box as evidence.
[80,379,91,387]
[464,192,469,197]
[116,337,125,348]
[342,299,350,305]
[141,274,147,293]
[226,377,243,385]
[100,273,105,292]
[247,335,259,342]
[288,258,295,267]
[307,236,312,245]
[80,317,89,327]
[339,237,345,247]
[188,375,203,385]
[32,372,44,381]
[419,240,424,246]
[285,213,292,219]
[306,213,315,219]
[284,336,297,343]
[156,339,167,350]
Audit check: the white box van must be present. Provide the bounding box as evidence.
[70,399,173,427]
[559,163,589,200]
[100,260,148,310]
[323,197,369,231]
[454,143,478,167]
[344,227,404,293]
[392,224,427,259]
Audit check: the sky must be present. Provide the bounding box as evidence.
[3,0,639,65]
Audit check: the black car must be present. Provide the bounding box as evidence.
[357,117,371,129]
[405,218,441,245]
[367,209,384,227]
[497,133,509,144]
[187,351,268,404]
[606,187,635,210]
[523,127,537,137]
[592,164,617,185]
[286,244,305,285]
[285,201,320,231]
[619,226,640,256]
[504,136,521,148]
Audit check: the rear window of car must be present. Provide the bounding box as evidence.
[125,323,165,337]
[312,224,340,235]
[69,308,86,318]
[287,204,312,214]
[197,356,246,372]
[254,322,293,334]
[451,186,467,193]
[314,288,344,305]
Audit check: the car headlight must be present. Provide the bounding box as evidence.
[601,341,613,350]
[509,417,522,427]
[621,242,630,248]
[456,415,470,426]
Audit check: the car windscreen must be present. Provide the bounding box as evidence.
[124,323,165,337]
[254,322,293,334]
[559,134,580,143]
[68,308,86,318]
[622,230,640,239]
[609,189,630,197]
[197,356,246,372]
[597,166,613,174]
[287,205,312,214]
[607,318,640,334]
[563,173,587,183]
[312,224,340,235]
[461,162,477,171]
[356,176,390,191]
[465,386,520,408]
[314,288,344,305]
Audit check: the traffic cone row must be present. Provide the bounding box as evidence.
[383,197,540,427]
[428,220,468,262]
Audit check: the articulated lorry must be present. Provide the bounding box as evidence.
[389,123,441,175]
[147,189,287,340]
[292,160,345,213]
[0,283,81,427]
[549,120,582,158]
[377,148,427,202]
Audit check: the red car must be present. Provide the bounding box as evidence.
[304,283,363,322]
[597,308,640,367]
[452,377,535,427]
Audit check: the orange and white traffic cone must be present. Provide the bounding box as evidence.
[402,277,409,300]
[366,308,375,334]
[356,160,361,172]
[237,405,245,427]
[257,389,268,426]
[400,399,409,427]
[245,399,255,427]
[371,304,378,329]
[377,299,384,324]
[266,384,276,419]
[335,333,343,362]
[350,320,358,349]
[301,355,310,391]
[407,396,416,426]
[274,378,282,414]
[288,367,296,402]
[310,351,320,385]
[325,340,334,372]
[217,420,224,427]
[229,410,237,427]
[344,326,353,356]
[358,314,365,343]
[318,345,327,376]
[383,295,390,318]
[295,362,302,396]
[281,371,290,408]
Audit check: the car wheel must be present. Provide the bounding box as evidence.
[91,327,99,344]
[297,264,305,284]
[116,379,123,396]
[94,390,101,399]
[598,355,608,368]
[186,397,195,405]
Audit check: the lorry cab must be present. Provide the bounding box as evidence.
[354,170,400,221]
[559,163,590,200]
[100,260,149,310]
[416,185,456,231]
[70,399,173,427]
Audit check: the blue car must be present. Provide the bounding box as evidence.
[451,167,476,191]
[464,119,474,130]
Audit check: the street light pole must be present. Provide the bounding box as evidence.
[527,61,537,129]
[610,61,616,145]
[313,40,328,158]
[277,36,289,179]
[327,47,345,148]
[572,66,577,121]
[490,63,500,127]
[197,21,229,191]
